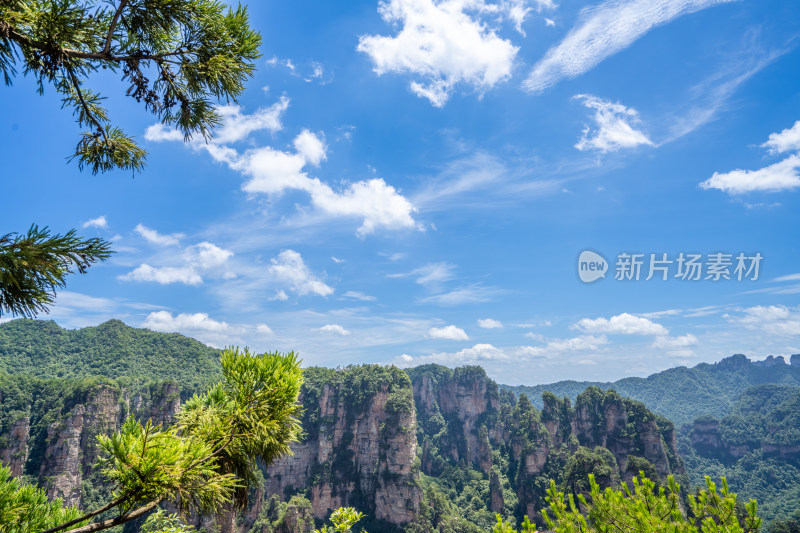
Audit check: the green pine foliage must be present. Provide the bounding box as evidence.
[0,0,262,174]
[0,226,112,319]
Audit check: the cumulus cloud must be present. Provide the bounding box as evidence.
[235,131,418,237]
[134,224,184,246]
[652,334,698,348]
[82,216,108,229]
[523,0,736,92]
[393,343,509,367]
[761,120,800,155]
[318,324,351,335]
[257,324,274,335]
[357,0,526,106]
[119,265,203,286]
[293,129,327,166]
[574,313,669,335]
[700,154,800,194]
[574,95,652,152]
[147,100,418,237]
[733,305,800,336]
[143,311,229,333]
[119,240,233,286]
[269,250,334,297]
[478,318,503,328]
[428,325,470,340]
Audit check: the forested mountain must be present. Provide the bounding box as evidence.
[680,384,800,524]
[0,319,222,395]
[502,354,800,426]
[0,319,798,531]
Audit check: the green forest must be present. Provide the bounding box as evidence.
[0,319,798,533]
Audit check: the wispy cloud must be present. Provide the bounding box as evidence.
[134,224,184,247]
[478,318,503,329]
[82,216,108,229]
[524,0,737,92]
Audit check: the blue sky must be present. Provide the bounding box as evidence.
[2,0,800,384]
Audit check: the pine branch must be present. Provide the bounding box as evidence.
[61,497,163,533]
[102,0,128,55]
[0,225,113,317]
[40,492,134,533]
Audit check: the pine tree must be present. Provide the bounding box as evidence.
[0,225,112,318]
[0,0,261,174]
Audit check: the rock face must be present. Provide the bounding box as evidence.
[0,380,182,508]
[408,366,683,521]
[264,366,421,526]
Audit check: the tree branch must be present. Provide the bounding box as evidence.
[65,64,108,143]
[62,497,163,533]
[40,492,133,533]
[103,0,129,54]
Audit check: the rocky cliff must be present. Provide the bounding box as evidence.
[407,365,684,524]
[0,379,181,507]
[263,365,421,527]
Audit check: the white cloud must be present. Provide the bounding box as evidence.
[542,334,609,352]
[762,120,800,155]
[734,305,800,336]
[257,324,274,335]
[652,334,698,348]
[574,313,669,335]
[143,311,230,333]
[524,0,735,92]
[700,154,800,194]
[294,129,327,166]
[390,262,456,285]
[428,325,470,340]
[478,318,503,329]
[419,284,501,305]
[134,224,184,246]
[270,290,289,301]
[357,0,523,106]
[82,216,108,229]
[213,98,289,143]
[393,342,509,367]
[318,324,351,335]
[148,103,418,237]
[236,132,419,237]
[574,94,652,152]
[331,256,345,263]
[269,250,334,297]
[118,264,203,286]
[343,291,377,301]
[119,239,233,286]
[524,331,544,341]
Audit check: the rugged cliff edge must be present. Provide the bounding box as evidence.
[264,366,421,526]
[407,365,684,526]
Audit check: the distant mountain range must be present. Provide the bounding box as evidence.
[0,318,798,530]
[501,353,800,426]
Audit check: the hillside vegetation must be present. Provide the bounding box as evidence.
[503,354,800,426]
